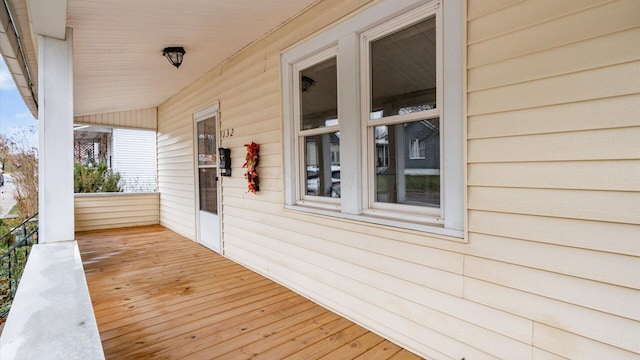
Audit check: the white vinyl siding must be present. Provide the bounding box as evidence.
[74,192,159,231]
[74,107,157,130]
[157,102,200,240]
[155,0,640,358]
[465,0,640,358]
[112,128,157,192]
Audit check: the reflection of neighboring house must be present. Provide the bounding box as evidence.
[404,119,439,175]
[73,126,156,192]
[374,121,439,175]
[374,121,440,206]
[375,126,389,168]
[73,126,111,165]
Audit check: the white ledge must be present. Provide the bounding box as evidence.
[74,191,159,198]
[0,241,104,359]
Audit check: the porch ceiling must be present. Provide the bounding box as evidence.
[67,0,319,117]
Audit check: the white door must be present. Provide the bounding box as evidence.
[195,105,221,253]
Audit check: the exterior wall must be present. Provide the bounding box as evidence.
[404,121,440,171]
[74,193,160,232]
[156,89,202,240]
[157,0,640,358]
[465,1,640,358]
[112,128,158,192]
[74,107,157,130]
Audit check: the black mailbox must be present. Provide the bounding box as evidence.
[218,148,232,176]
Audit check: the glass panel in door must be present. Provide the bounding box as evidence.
[197,117,218,215]
[199,168,217,214]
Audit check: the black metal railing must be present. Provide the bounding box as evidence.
[0,213,38,319]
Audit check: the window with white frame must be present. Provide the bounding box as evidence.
[283,0,464,238]
[409,139,427,159]
[295,52,341,201]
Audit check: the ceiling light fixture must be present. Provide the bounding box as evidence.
[162,47,186,68]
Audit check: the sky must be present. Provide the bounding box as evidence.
[0,59,38,149]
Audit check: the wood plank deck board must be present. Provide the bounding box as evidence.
[354,340,404,360]
[98,282,286,335]
[102,291,304,354]
[76,225,424,359]
[93,272,270,318]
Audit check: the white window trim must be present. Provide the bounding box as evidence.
[282,0,464,239]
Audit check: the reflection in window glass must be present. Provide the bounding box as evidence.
[409,139,426,159]
[199,168,218,214]
[198,117,217,166]
[374,119,439,208]
[304,132,340,198]
[370,16,436,118]
[300,57,338,130]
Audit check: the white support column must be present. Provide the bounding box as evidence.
[38,27,74,243]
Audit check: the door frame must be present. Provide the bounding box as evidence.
[193,102,222,253]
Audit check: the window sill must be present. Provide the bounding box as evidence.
[285,203,464,240]
[74,191,159,197]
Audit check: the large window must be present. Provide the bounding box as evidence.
[365,15,441,217]
[283,0,463,237]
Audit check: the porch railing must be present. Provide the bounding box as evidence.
[0,213,39,319]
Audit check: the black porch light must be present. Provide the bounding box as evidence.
[162,47,186,68]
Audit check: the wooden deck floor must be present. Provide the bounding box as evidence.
[76,225,423,360]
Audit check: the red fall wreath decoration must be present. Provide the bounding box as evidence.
[242,142,259,193]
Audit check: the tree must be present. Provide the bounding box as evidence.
[74,163,122,193]
[1,126,39,219]
[11,149,38,218]
[0,136,9,172]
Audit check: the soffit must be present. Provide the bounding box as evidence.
[67,0,319,117]
[0,0,38,116]
[28,0,67,39]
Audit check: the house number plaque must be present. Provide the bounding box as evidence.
[221,128,234,139]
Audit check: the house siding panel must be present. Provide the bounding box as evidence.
[74,107,157,130]
[533,323,640,359]
[111,128,157,192]
[156,0,640,358]
[468,210,640,256]
[465,0,640,358]
[74,193,160,231]
[467,0,640,67]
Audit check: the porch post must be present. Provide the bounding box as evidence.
[37,27,74,243]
